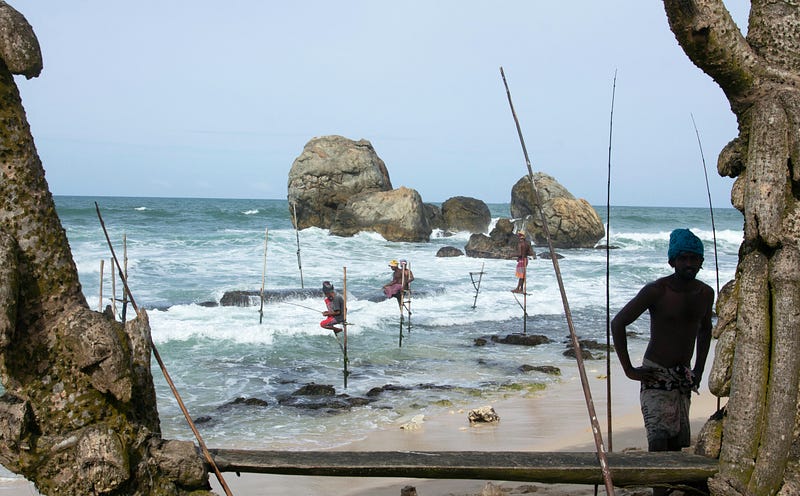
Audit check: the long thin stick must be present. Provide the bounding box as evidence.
[282,301,323,314]
[342,266,349,388]
[470,263,485,309]
[111,257,117,318]
[121,233,128,322]
[259,227,268,324]
[292,202,304,288]
[99,259,104,312]
[605,70,617,452]
[691,114,721,412]
[95,202,233,496]
[500,67,615,495]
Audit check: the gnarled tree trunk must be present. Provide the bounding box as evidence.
[664,1,800,494]
[0,2,212,494]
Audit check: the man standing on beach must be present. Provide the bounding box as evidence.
[611,228,713,494]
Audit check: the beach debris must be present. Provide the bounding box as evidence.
[481,481,505,495]
[468,406,500,424]
[399,414,425,430]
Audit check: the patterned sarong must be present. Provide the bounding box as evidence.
[639,358,694,448]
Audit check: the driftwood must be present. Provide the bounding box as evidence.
[207,450,718,487]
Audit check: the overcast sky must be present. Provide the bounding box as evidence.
[11,1,749,207]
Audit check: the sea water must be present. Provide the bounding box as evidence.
[9,197,745,454]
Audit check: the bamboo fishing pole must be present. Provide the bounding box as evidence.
[111,257,117,318]
[121,233,128,322]
[691,113,721,412]
[94,203,234,496]
[292,202,304,288]
[398,265,405,348]
[500,67,616,495]
[259,227,268,324]
[605,70,617,453]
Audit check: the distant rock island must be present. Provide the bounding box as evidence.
[286,135,605,250]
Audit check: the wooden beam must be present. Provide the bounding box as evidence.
[207,450,718,486]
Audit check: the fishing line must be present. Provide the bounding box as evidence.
[605,70,617,452]
[500,67,616,495]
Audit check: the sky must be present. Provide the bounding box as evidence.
[10,1,751,207]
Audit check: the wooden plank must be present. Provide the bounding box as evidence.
[207,450,718,486]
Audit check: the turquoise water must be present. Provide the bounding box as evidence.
[42,197,743,451]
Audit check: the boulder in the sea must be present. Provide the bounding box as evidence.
[423,203,445,230]
[436,246,464,257]
[330,186,432,242]
[464,218,533,259]
[0,2,42,78]
[441,196,491,233]
[467,405,499,423]
[490,333,551,346]
[287,135,392,229]
[511,173,605,248]
[518,364,561,375]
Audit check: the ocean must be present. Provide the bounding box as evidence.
[6,197,745,460]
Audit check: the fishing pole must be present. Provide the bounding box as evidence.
[292,202,304,288]
[499,67,616,495]
[259,227,268,324]
[605,69,617,453]
[282,301,323,314]
[690,114,720,296]
[690,114,721,412]
[95,203,234,496]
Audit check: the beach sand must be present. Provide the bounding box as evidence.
[1,358,722,496]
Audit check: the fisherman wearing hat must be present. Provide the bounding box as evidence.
[610,228,713,496]
[320,280,345,334]
[382,259,412,307]
[511,230,533,294]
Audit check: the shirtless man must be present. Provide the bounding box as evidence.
[611,228,713,494]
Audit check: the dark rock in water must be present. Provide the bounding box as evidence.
[563,348,596,360]
[330,186,432,242]
[490,333,551,346]
[276,382,375,411]
[197,300,218,307]
[537,251,564,260]
[519,364,562,375]
[594,244,620,250]
[193,416,213,425]
[226,397,270,407]
[436,246,464,257]
[474,337,488,346]
[423,202,444,230]
[465,218,535,260]
[292,383,336,396]
[220,288,322,307]
[366,384,413,397]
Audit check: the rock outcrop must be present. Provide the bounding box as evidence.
[330,186,432,242]
[441,196,491,233]
[511,173,605,248]
[464,218,534,260]
[0,5,211,494]
[287,135,392,229]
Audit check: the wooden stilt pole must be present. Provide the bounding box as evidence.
[111,257,117,318]
[292,202,304,289]
[95,202,234,496]
[121,233,128,323]
[342,266,349,388]
[259,227,268,324]
[98,259,104,312]
[470,262,485,309]
[500,67,615,495]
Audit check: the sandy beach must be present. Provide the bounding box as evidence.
[0,356,722,496]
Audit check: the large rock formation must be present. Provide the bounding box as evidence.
[287,135,392,229]
[464,218,534,260]
[330,186,432,242]
[0,4,211,494]
[511,173,605,248]
[440,196,491,233]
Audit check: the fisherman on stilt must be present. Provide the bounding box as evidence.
[320,281,345,334]
[512,229,533,293]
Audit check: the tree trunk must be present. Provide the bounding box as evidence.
[663,1,800,494]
